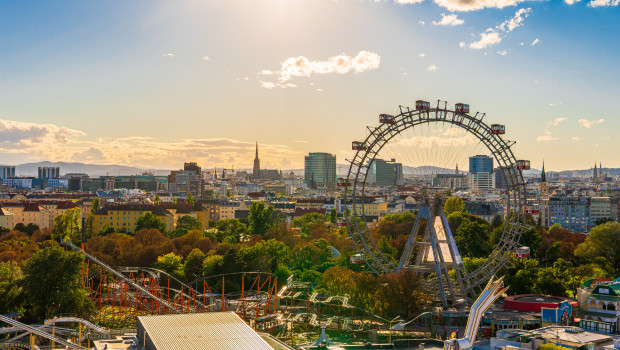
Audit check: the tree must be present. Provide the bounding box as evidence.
[92,198,101,212]
[211,219,247,243]
[14,223,40,236]
[0,261,23,314]
[575,221,620,276]
[186,192,195,209]
[136,212,167,233]
[239,239,290,272]
[183,248,205,282]
[503,258,539,295]
[248,202,275,235]
[444,197,466,216]
[153,195,161,205]
[329,209,337,224]
[154,252,184,278]
[293,213,328,237]
[52,207,82,243]
[205,189,214,199]
[490,214,504,229]
[455,220,491,258]
[22,246,94,320]
[177,215,202,231]
[202,255,224,276]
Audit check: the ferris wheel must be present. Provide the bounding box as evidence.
[343,99,529,306]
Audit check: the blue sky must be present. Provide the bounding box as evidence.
[0,0,618,171]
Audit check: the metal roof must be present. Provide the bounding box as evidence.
[137,312,274,350]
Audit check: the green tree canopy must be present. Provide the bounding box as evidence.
[0,261,23,314]
[183,248,205,281]
[455,220,491,258]
[329,209,337,224]
[210,219,247,243]
[202,255,224,276]
[444,197,466,216]
[154,252,184,278]
[293,212,328,238]
[248,202,275,235]
[239,239,290,272]
[136,212,167,233]
[186,192,195,209]
[22,245,94,321]
[52,207,82,243]
[177,215,202,231]
[575,221,620,276]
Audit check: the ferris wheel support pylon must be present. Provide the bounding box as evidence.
[343,99,527,305]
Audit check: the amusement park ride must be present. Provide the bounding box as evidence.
[343,99,530,308]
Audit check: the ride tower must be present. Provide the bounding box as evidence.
[397,193,469,308]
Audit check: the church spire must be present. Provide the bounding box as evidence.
[541,161,546,182]
[253,142,260,178]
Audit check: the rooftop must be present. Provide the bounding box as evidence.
[137,312,275,350]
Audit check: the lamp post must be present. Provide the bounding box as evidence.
[389,316,403,344]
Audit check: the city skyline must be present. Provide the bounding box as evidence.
[0,1,619,171]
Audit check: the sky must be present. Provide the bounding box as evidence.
[0,0,618,172]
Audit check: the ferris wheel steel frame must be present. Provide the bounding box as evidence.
[343,101,527,301]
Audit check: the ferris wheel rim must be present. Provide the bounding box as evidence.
[343,103,527,296]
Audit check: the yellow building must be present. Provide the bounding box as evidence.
[352,200,388,221]
[92,205,174,234]
[1,202,51,229]
[0,207,14,230]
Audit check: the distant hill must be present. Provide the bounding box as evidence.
[16,161,171,177]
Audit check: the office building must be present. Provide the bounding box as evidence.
[368,158,404,187]
[304,152,336,189]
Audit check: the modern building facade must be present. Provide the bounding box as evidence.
[37,167,60,179]
[367,158,404,187]
[304,152,336,189]
[0,166,16,180]
[469,155,494,191]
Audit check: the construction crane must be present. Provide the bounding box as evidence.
[443,276,506,350]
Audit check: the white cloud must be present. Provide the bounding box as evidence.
[520,42,524,45]
[468,8,531,49]
[432,13,465,26]
[260,81,276,89]
[565,0,581,3]
[394,0,425,3]
[588,0,619,6]
[548,102,562,107]
[571,136,582,142]
[537,131,558,142]
[426,64,438,71]
[549,117,567,126]
[0,119,303,169]
[419,20,426,26]
[531,38,541,46]
[578,118,605,128]
[294,140,309,143]
[499,8,532,32]
[202,56,210,61]
[497,50,508,56]
[459,41,466,48]
[162,53,175,58]
[258,51,381,89]
[433,0,528,11]
[470,30,502,49]
[316,88,324,92]
[418,53,426,57]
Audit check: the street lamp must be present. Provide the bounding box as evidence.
[389,316,403,344]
